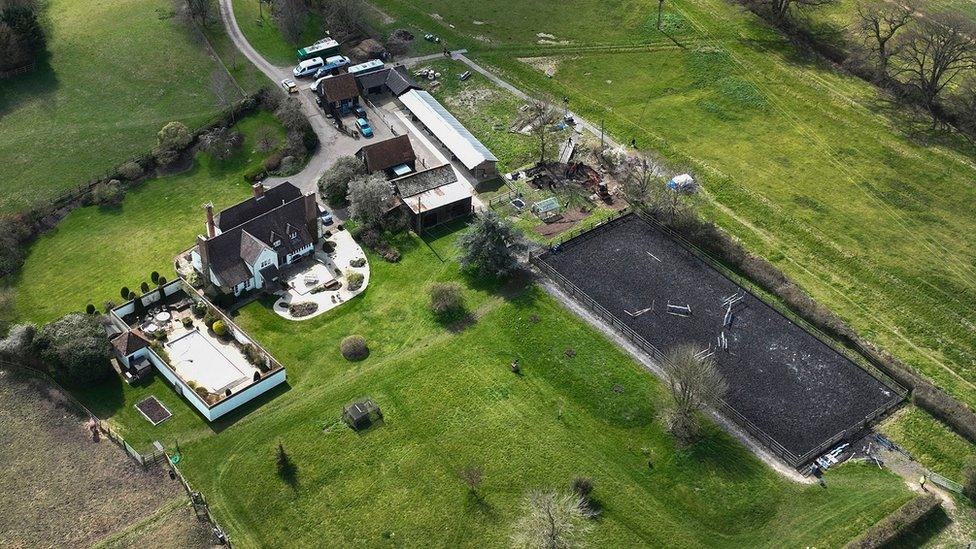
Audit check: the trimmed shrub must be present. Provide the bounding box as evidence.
[203,309,218,328]
[347,271,365,291]
[846,495,941,549]
[212,319,228,337]
[264,150,285,172]
[181,316,193,328]
[150,271,159,283]
[289,302,318,317]
[103,300,116,313]
[243,343,267,369]
[350,257,366,268]
[340,335,369,361]
[192,301,207,318]
[117,161,143,180]
[91,179,125,206]
[85,303,96,315]
[429,282,463,315]
[379,247,401,263]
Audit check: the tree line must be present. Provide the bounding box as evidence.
[745,0,976,137]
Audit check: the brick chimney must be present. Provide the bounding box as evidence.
[204,202,215,238]
[252,183,265,199]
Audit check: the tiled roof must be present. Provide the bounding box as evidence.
[320,73,360,103]
[392,164,456,198]
[358,135,416,174]
[112,331,149,357]
[216,183,302,232]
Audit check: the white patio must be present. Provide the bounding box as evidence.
[272,229,370,320]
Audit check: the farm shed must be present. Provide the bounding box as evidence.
[392,164,472,231]
[357,134,417,178]
[397,89,498,181]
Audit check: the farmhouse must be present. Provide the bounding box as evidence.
[191,182,320,298]
[357,134,417,178]
[316,73,361,118]
[392,163,472,231]
[398,89,498,181]
[355,65,420,97]
[108,280,286,422]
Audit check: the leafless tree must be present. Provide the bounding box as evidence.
[185,0,211,26]
[854,0,915,82]
[759,0,837,26]
[949,77,976,140]
[273,0,308,44]
[661,344,728,444]
[457,463,484,493]
[528,96,560,165]
[322,0,373,40]
[895,11,976,113]
[511,489,593,549]
[622,159,656,206]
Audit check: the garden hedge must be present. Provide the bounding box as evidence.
[845,495,942,549]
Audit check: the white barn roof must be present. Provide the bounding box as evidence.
[399,89,498,171]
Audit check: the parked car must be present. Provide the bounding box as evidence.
[293,57,324,78]
[280,79,298,93]
[319,207,334,226]
[353,104,367,119]
[355,118,373,138]
[312,55,351,79]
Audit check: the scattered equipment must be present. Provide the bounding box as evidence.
[666,173,698,194]
[625,302,653,317]
[666,302,691,317]
[722,293,744,328]
[459,70,471,81]
[646,251,661,262]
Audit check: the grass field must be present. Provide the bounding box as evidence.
[881,406,976,484]
[11,110,287,326]
[157,227,910,548]
[231,0,324,65]
[0,0,259,213]
[368,0,976,413]
[0,369,209,547]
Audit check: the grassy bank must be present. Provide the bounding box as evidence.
[0,0,253,212]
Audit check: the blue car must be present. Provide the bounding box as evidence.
[356,118,373,138]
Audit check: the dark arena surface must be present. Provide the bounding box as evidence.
[540,214,901,464]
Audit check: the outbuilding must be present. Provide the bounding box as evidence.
[397,89,498,181]
[356,134,417,178]
[392,163,473,231]
[316,73,361,118]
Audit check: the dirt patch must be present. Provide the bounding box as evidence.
[445,87,497,110]
[0,369,208,547]
[430,13,443,20]
[474,35,492,44]
[518,56,560,78]
[535,32,570,45]
[473,20,487,25]
[533,208,591,237]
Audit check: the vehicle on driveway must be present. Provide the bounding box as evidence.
[354,105,367,119]
[293,57,324,78]
[356,118,373,138]
[313,55,351,79]
[280,79,298,94]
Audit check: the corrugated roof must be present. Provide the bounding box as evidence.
[398,90,497,170]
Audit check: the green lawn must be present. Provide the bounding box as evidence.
[11,110,287,327]
[231,0,324,65]
[0,0,257,212]
[163,228,909,548]
[881,406,976,484]
[369,0,976,414]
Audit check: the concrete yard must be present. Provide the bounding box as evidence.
[539,214,902,464]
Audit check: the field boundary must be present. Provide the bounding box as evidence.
[529,211,906,468]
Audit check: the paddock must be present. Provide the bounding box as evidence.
[537,214,902,466]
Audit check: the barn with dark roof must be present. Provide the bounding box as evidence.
[356,135,417,178]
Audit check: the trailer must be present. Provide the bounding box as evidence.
[297,38,341,61]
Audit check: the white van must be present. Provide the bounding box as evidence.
[293,57,325,78]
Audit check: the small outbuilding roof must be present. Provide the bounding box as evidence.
[398,90,497,170]
[392,163,456,198]
[112,330,150,357]
[319,73,360,103]
[357,135,416,174]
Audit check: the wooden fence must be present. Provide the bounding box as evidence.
[529,212,905,468]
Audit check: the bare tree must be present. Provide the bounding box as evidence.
[185,0,211,26]
[854,0,915,82]
[273,0,308,44]
[528,96,560,165]
[622,159,656,206]
[199,126,242,161]
[322,0,373,40]
[457,463,484,493]
[511,489,593,549]
[661,344,728,444]
[895,11,976,113]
